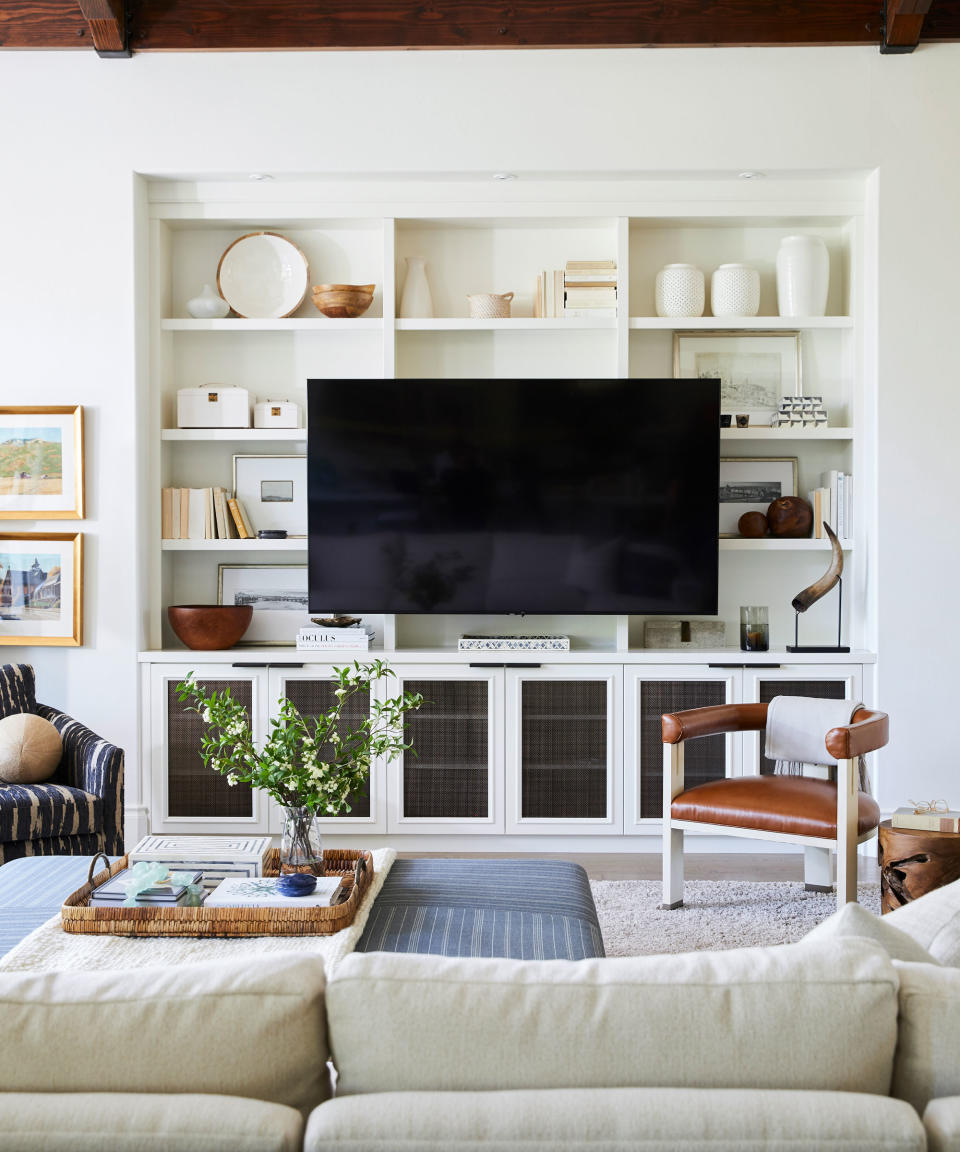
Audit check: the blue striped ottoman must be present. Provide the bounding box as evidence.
[0,855,605,961]
[356,858,605,959]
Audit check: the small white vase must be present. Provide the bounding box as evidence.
[655,264,704,318]
[187,283,230,319]
[711,264,760,318]
[400,256,434,319]
[776,235,829,318]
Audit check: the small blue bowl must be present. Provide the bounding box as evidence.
[277,872,318,897]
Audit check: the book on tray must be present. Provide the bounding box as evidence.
[90,868,204,906]
[205,875,347,908]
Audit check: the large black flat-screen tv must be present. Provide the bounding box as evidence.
[307,378,718,614]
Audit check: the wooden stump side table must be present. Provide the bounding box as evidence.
[878,819,960,914]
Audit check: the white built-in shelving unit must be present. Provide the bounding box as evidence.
[134,174,877,848]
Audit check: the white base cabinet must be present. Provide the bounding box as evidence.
[142,655,872,844]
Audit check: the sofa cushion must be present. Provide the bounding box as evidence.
[892,960,960,1112]
[804,900,939,964]
[0,783,100,845]
[326,939,899,1097]
[0,664,37,721]
[0,1093,303,1152]
[305,1087,925,1152]
[0,955,330,1117]
[886,878,960,966]
[0,713,62,785]
[924,1097,960,1152]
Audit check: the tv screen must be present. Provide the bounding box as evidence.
[307,378,718,614]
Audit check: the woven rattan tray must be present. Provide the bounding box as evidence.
[61,848,373,938]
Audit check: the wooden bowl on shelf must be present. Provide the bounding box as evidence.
[311,284,375,319]
[168,605,253,650]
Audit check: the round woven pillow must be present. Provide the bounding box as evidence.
[0,713,62,785]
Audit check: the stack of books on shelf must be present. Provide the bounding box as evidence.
[563,260,617,317]
[297,624,376,652]
[534,269,565,318]
[892,806,960,834]
[808,471,852,539]
[161,487,254,540]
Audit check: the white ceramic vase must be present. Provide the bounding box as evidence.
[776,235,829,317]
[655,264,705,318]
[187,283,230,319]
[400,256,434,319]
[711,264,760,317]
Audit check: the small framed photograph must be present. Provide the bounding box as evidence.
[0,532,83,646]
[674,331,801,426]
[232,455,306,536]
[719,457,798,537]
[0,406,84,519]
[218,564,309,645]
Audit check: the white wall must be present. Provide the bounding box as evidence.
[1,45,957,825]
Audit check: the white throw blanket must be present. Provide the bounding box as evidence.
[765,696,870,791]
[0,848,395,975]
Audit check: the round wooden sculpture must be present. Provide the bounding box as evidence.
[766,496,813,538]
[168,605,253,650]
[737,511,769,538]
[878,820,960,913]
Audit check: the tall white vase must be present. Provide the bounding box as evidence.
[400,256,434,319]
[776,235,829,317]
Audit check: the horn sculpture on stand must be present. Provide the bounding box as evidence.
[786,523,850,652]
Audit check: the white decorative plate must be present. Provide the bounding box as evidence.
[217,232,309,319]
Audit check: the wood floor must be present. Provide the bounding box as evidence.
[399,851,882,883]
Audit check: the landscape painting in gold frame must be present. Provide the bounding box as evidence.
[0,532,83,647]
[0,406,84,519]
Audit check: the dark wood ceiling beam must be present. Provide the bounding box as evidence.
[883,0,934,51]
[2,0,960,52]
[77,0,128,55]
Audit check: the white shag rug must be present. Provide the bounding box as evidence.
[590,880,882,956]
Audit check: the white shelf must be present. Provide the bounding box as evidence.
[161,539,308,551]
[628,316,853,330]
[719,538,853,551]
[720,427,853,440]
[162,428,307,441]
[396,318,616,331]
[161,318,383,331]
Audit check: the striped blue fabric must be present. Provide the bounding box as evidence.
[356,859,605,960]
[0,784,100,845]
[0,664,36,720]
[0,854,113,955]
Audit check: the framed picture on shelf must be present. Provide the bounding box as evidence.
[232,455,307,537]
[0,406,84,519]
[218,564,309,645]
[674,331,801,427]
[719,457,798,537]
[0,532,83,646]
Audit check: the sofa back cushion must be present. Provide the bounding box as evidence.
[0,954,329,1116]
[327,938,899,1097]
[0,664,37,721]
[891,959,960,1112]
[885,878,960,967]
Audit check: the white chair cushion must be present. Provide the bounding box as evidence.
[327,939,899,1097]
[924,1097,960,1152]
[892,960,960,1112]
[305,1087,925,1152]
[0,955,329,1116]
[0,1093,303,1152]
[804,900,939,964]
[885,878,960,966]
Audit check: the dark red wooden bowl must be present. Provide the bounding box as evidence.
[168,605,253,650]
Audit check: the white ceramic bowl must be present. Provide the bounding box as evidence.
[217,232,309,319]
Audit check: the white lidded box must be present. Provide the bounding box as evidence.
[254,399,300,429]
[177,386,250,428]
[129,834,272,889]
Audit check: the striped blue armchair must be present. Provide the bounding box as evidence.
[0,664,124,864]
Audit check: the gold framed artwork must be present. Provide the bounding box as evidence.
[0,406,85,519]
[0,532,83,646]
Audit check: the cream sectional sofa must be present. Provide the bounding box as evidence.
[3,891,960,1152]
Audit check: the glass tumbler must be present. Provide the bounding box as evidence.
[740,606,769,652]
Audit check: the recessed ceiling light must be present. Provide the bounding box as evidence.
[492,172,518,181]
[249,173,274,182]
[738,170,767,180]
